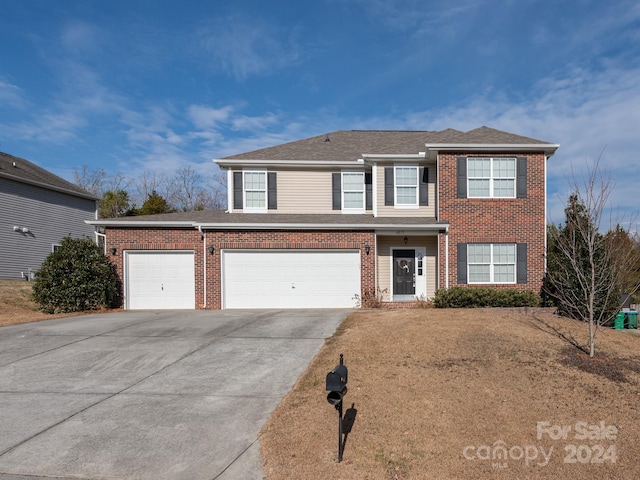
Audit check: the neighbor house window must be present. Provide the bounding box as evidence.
[243,170,266,211]
[395,166,418,206]
[467,243,516,283]
[467,157,516,198]
[342,172,365,211]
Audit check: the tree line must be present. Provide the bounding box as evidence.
[74,165,227,218]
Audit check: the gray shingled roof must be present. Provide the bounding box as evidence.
[0,151,97,200]
[90,210,447,229]
[220,126,555,162]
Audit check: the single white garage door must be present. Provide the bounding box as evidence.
[222,250,361,309]
[125,251,195,309]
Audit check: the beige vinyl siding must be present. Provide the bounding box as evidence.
[277,169,336,214]
[231,168,338,214]
[376,235,438,302]
[375,164,436,217]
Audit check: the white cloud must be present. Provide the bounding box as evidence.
[196,15,301,80]
[187,105,234,130]
[0,79,27,108]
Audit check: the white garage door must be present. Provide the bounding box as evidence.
[222,250,361,309]
[125,251,195,309]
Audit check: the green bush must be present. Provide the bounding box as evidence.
[32,236,121,314]
[433,287,541,308]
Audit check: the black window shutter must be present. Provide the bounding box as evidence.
[516,157,527,198]
[384,167,394,206]
[419,167,428,206]
[457,243,468,284]
[267,172,277,209]
[365,172,373,210]
[457,157,467,198]
[517,243,528,284]
[332,173,341,210]
[233,171,243,209]
[456,157,467,198]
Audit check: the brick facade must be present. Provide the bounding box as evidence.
[437,152,547,292]
[105,228,376,309]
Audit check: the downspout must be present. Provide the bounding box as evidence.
[445,226,449,289]
[96,231,107,254]
[198,225,207,309]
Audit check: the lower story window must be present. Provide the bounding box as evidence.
[468,243,516,283]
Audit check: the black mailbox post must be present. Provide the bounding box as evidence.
[326,354,348,462]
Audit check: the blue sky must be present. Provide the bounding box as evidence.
[1,0,639,225]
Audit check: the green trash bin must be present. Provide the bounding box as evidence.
[614,312,625,330]
[625,311,638,329]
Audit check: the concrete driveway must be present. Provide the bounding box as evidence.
[0,309,350,480]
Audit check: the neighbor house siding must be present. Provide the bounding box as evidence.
[105,228,376,310]
[375,164,436,217]
[437,152,546,292]
[0,177,96,279]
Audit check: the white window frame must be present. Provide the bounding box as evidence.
[467,157,516,198]
[243,169,267,212]
[394,165,419,208]
[467,243,516,284]
[341,171,365,213]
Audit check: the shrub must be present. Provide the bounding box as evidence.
[433,287,541,308]
[32,236,121,313]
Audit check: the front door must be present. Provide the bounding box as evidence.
[393,249,415,295]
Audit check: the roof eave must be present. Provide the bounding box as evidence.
[426,143,560,157]
[215,159,364,168]
[86,220,196,227]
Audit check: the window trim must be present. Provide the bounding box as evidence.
[467,243,517,284]
[394,165,419,208]
[243,169,267,212]
[341,171,365,213]
[467,157,517,199]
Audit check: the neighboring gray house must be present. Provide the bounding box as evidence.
[0,152,98,280]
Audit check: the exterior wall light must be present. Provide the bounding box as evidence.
[207,245,215,255]
[109,247,117,255]
[364,245,370,255]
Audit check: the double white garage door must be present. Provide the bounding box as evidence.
[125,250,361,309]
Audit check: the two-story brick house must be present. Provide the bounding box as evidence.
[89,127,558,310]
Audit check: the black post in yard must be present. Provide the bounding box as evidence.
[337,397,343,462]
[326,353,348,463]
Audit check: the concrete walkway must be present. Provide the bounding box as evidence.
[0,309,350,479]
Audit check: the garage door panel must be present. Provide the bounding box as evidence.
[222,250,360,309]
[126,251,195,310]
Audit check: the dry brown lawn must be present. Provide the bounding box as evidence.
[260,308,640,480]
[0,279,85,327]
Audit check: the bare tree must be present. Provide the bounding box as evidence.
[73,166,108,196]
[132,171,167,207]
[545,155,640,357]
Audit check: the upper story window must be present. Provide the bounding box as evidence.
[233,170,276,211]
[395,166,418,206]
[467,157,516,198]
[467,243,516,283]
[384,166,428,208]
[342,172,365,212]
[243,170,267,211]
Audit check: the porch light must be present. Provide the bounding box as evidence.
[109,247,117,255]
[207,245,215,255]
[365,245,370,255]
